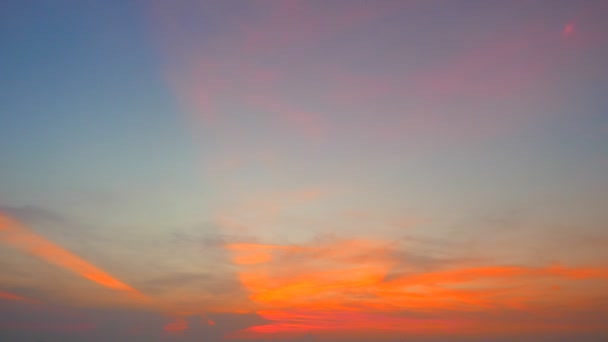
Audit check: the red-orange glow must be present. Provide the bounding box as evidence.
[249,264,389,306]
[238,301,608,339]
[227,239,393,307]
[374,264,608,312]
[547,264,608,279]
[163,316,188,334]
[0,213,144,296]
[233,309,462,339]
[227,238,608,337]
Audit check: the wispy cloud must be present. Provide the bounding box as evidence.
[0,213,146,298]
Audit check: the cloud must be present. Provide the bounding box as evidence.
[223,234,608,338]
[148,0,408,143]
[0,213,146,298]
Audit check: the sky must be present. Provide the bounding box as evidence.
[1,0,608,341]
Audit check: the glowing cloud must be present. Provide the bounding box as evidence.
[226,237,608,338]
[0,213,144,296]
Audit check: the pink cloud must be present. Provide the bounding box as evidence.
[148,0,410,141]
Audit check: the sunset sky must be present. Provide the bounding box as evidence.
[1,1,608,341]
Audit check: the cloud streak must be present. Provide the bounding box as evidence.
[0,213,145,297]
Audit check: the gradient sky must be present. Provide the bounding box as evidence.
[1,1,608,341]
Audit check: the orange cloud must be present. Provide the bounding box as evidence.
[226,237,608,338]
[226,239,392,301]
[373,264,608,313]
[0,213,145,297]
